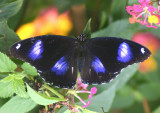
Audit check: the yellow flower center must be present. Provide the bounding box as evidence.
[148,15,159,24]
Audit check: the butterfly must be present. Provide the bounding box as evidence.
[10,34,151,88]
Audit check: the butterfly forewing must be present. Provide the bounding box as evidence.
[80,37,151,84]
[10,35,151,88]
[10,35,78,88]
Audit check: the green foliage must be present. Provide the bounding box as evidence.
[83,18,91,37]
[153,106,160,113]
[92,19,135,39]
[0,82,14,98]
[0,0,23,21]
[21,63,38,76]
[26,84,66,105]
[0,51,17,72]
[1,73,27,97]
[0,96,37,113]
[138,83,160,101]
[0,21,19,53]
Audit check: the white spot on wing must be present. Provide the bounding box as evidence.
[72,67,74,74]
[141,48,145,54]
[16,43,21,49]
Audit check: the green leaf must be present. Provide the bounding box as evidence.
[0,20,20,53]
[63,108,98,113]
[1,73,24,82]
[13,73,24,79]
[0,74,13,82]
[111,91,135,109]
[83,18,91,37]
[86,64,138,112]
[11,79,28,98]
[138,83,160,101]
[99,12,107,29]
[0,51,17,72]
[86,82,118,112]
[0,96,37,113]
[26,84,66,105]
[153,106,160,113]
[0,82,14,98]
[0,98,10,108]
[128,0,139,6]
[111,0,128,20]
[91,19,138,40]
[0,0,23,20]
[113,64,139,90]
[82,108,98,113]
[21,63,38,76]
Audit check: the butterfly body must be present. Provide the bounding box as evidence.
[10,35,151,88]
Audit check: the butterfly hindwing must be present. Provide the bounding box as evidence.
[81,37,151,84]
[10,35,78,88]
[80,48,118,84]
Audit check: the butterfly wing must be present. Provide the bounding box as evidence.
[81,37,151,84]
[10,35,78,88]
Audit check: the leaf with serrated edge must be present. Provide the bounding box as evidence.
[21,63,38,76]
[11,79,28,98]
[0,96,37,113]
[0,75,13,82]
[26,84,66,105]
[0,82,14,98]
[0,0,23,20]
[0,52,17,72]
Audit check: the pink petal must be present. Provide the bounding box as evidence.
[91,87,97,95]
[77,77,88,90]
[81,84,88,90]
[77,77,82,85]
[138,0,144,3]
[146,24,158,28]
[126,6,134,15]
[74,108,78,112]
[88,94,92,99]
[145,0,150,3]
[147,6,157,12]
[82,100,91,108]
[133,4,143,12]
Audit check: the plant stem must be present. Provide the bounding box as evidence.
[143,98,151,113]
[43,84,64,99]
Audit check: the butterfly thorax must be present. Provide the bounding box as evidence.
[76,34,86,42]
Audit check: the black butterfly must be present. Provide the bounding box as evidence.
[10,35,151,88]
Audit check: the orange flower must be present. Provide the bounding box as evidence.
[129,15,140,24]
[132,32,160,73]
[16,7,72,40]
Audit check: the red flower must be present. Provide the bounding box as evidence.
[132,32,160,73]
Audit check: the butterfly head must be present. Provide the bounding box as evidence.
[76,34,86,42]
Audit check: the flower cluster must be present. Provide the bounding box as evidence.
[16,7,72,40]
[132,32,160,73]
[69,77,97,112]
[126,0,160,28]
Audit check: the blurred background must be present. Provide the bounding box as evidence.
[0,0,160,113]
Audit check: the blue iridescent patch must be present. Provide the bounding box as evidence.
[92,56,105,73]
[29,40,43,60]
[51,56,68,75]
[117,42,132,63]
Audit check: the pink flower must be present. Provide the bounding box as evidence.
[90,87,97,95]
[126,0,160,28]
[147,6,157,12]
[71,79,98,108]
[132,32,160,73]
[82,100,91,108]
[77,77,88,90]
[133,4,143,12]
